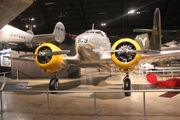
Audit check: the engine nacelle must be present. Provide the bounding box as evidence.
[34,43,68,73]
[111,38,142,72]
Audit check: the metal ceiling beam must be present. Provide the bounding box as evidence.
[122,0,126,33]
[162,0,173,27]
[77,0,86,31]
[34,1,49,33]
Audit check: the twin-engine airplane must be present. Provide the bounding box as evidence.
[8,8,180,96]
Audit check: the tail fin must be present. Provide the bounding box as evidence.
[149,8,161,51]
[26,30,34,35]
[53,22,66,43]
[135,33,149,50]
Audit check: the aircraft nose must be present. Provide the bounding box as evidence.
[77,36,88,47]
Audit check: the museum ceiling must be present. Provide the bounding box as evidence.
[9,0,180,44]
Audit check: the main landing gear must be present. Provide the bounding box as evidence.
[123,73,131,96]
[49,73,60,93]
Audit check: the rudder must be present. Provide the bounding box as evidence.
[53,22,66,43]
[149,8,161,51]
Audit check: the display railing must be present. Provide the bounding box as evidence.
[0,71,11,81]
[0,83,180,117]
[139,68,180,82]
[16,70,34,80]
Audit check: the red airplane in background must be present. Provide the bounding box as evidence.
[146,73,180,88]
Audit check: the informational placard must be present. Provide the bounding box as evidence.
[0,48,11,67]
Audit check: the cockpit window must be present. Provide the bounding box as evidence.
[95,31,103,36]
[85,30,94,33]
[85,30,105,36]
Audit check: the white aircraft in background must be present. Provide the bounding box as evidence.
[8,8,180,97]
[0,22,66,48]
[0,0,66,49]
[0,0,33,48]
[161,40,180,50]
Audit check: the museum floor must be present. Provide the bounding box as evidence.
[0,68,180,120]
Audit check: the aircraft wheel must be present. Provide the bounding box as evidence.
[49,77,59,93]
[124,78,131,96]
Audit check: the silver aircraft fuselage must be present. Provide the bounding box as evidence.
[71,29,113,69]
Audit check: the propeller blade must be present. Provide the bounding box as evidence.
[19,50,70,58]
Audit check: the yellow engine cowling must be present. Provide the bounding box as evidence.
[34,43,65,73]
[111,38,142,73]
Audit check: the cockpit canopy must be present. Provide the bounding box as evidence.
[85,30,108,38]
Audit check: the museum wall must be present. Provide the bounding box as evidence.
[10,43,81,79]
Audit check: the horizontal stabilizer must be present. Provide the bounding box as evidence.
[133,29,177,33]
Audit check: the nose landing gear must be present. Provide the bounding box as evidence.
[123,73,131,96]
[49,73,60,93]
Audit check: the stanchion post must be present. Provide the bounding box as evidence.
[0,82,5,114]
[0,90,3,113]
[93,92,97,116]
[143,92,146,117]
[17,71,19,81]
[3,73,5,81]
[47,90,50,115]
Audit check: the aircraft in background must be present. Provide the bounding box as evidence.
[161,40,180,50]
[146,73,180,88]
[133,18,180,50]
[135,33,180,50]
[0,22,66,48]
[8,8,180,97]
[0,0,32,48]
[0,0,66,49]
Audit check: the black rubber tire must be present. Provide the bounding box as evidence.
[49,77,59,94]
[124,78,131,96]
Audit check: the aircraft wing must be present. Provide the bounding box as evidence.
[0,0,33,29]
[141,50,180,63]
[4,55,34,62]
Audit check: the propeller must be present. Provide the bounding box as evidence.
[115,42,136,62]
[19,46,70,64]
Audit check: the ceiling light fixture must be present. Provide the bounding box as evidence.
[101,23,106,26]
[128,10,135,14]
[44,2,54,5]
[136,11,141,14]
[98,12,107,15]
[30,18,35,21]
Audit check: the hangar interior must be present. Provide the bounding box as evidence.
[1,0,180,78]
[9,0,180,44]
[0,0,180,120]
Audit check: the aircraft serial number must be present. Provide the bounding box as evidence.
[56,27,65,31]
[11,33,25,39]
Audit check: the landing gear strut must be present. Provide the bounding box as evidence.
[123,73,131,96]
[49,73,60,93]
